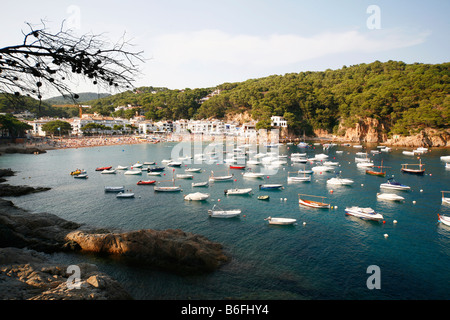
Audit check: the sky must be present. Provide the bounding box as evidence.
[1,0,449,97]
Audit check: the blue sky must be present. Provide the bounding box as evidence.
[2,0,449,95]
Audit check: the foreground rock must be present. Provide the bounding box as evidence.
[0,184,51,197]
[0,247,131,300]
[0,146,47,155]
[0,198,229,275]
[66,229,229,274]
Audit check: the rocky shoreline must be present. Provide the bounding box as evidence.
[0,170,229,300]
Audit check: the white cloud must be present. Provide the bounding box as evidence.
[151,28,430,68]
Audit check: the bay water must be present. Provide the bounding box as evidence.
[1,142,450,300]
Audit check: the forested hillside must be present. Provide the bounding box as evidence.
[86,61,449,138]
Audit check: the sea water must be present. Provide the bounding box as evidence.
[1,142,450,300]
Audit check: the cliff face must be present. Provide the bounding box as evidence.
[385,128,450,147]
[339,118,387,143]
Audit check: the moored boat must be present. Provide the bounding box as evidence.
[192,181,209,187]
[438,214,450,227]
[101,169,116,174]
[184,192,210,201]
[380,178,410,191]
[230,165,246,170]
[74,173,88,179]
[149,166,165,172]
[345,206,383,221]
[185,168,202,172]
[259,184,283,190]
[264,217,297,225]
[116,192,135,198]
[176,173,194,179]
[376,193,405,201]
[124,170,142,175]
[208,205,241,218]
[326,177,354,185]
[442,191,450,205]
[137,180,156,185]
[257,195,270,200]
[401,159,425,175]
[95,166,112,171]
[243,172,265,179]
[104,186,125,192]
[154,185,182,192]
[298,194,330,209]
[224,188,252,195]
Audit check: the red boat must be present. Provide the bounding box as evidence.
[95,166,112,171]
[137,180,156,185]
[229,165,245,170]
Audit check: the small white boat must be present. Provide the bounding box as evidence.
[327,177,354,185]
[208,205,241,218]
[104,186,125,192]
[161,159,173,163]
[298,194,330,209]
[291,157,308,163]
[243,172,264,179]
[288,175,311,182]
[74,174,88,179]
[247,160,261,165]
[101,169,116,174]
[185,168,202,172]
[438,214,450,227]
[116,165,128,170]
[154,185,182,192]
[440,155,450,162]
[402,150,416,156]
[380,178,410,191]
[192,181,209,187]
[381,147,392,152]
[323,161,339,166]
[132,163,143,168]
[147,171,161,176]
[176,174,194,179]
[224,188,252,195]
[312,165,334,172]
[143,161,155,165]
[116,192,135,198]
[345,206,383,221]
[298,169,313,174]
[209,174,233,182]
[442,191,450,205]
[315,153,329,159]
[259,184,284,190]
[184,192,210,201]
[356,162,374,168]
[167,161,182,167]
[377,193,405,201]
[264,217,297,225]
[124,170,142,175]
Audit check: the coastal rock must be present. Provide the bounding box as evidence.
[340,118,387,143]
[385,128,450,147]
[2,146,46,155]
[0,184,51,197]
[65,228,229,274]
[0,247,132,300]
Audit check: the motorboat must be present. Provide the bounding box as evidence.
[208,205,241,218]
[297,169,313,174]
[70,169,85,175]
[116,192,135,198]
[264,217,297,225]
[185,168,202,172]
[73,173,88,179]
[192,181,209,187]
[356,162,374,168]
[257,195,270,200]
[184,192,210,201]
[116,165,128,170]
[104,186,125,192]
[143,161,155,165]
[345,206,384,221]
[247,160,261,165]
[259,184,283,190]
[288,175,311,182]
[95,166,112,171]
[161,159,173,164]
[224,188,252,195]
[147,171,161,176]
[298,194,330,209]
[402,150,417,156]
[440,155,450,162]
[438,214,450,227]
[149,166,165,172]
[311,165,334,172]
[377,193,405,201]
[167,161,182,167]
[209,172,233,181]
[229,165,246,170]
[137,180,156,185]
[326,177,354,185]
[243,172,264,179]
[124,170,142,175]
[154,185,182,192]
[323,161,339,166]
[315,153,329,160]
[380,178,410,191]
[132,163,143,168]
[176,174,194,179]
[101,169,116,174]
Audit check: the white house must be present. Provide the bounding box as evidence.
[271,116,287,128]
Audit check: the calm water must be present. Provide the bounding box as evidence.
[1,142,450,300]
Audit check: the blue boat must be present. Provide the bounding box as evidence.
[149,166,165,172]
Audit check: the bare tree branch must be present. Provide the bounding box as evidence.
[0,21,144,110]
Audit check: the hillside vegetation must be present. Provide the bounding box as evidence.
[86,61,449,138]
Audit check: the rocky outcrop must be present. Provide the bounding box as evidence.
[0,184,51,197]
[65,229,229,274]
[385,128,450,147]
[0,146,46,155]
[0,247,132,300]
[339,118,387,143]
